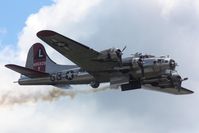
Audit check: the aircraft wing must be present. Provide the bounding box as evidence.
[143,85,193,95]
[37,30,118,74]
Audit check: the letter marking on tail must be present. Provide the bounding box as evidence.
[33,43,46,72]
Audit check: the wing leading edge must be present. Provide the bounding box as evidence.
[37,30,118,74]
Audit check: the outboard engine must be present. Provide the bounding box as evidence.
[153,72,188,92]
[169,74,188,92]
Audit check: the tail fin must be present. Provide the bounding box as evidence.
[25,43,77,73]
[6,43,77,78]
[25,43,47,72]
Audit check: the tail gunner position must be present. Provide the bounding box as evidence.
[5,30,193,95]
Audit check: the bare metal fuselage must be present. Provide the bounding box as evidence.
[6,30,192,95]
[18,55,176,89]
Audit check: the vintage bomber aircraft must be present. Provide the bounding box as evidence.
[5,30,193,95]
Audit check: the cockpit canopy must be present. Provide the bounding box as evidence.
[132,53,155,58]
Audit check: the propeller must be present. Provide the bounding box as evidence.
[170,75,182,92]
[176,77,182,92]
[168,70,189,93]
[115,46,127,59]
[116,46,127,55]
[182,77,188,81]
[121,46,127,53]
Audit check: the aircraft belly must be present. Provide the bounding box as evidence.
[134,67,160,79]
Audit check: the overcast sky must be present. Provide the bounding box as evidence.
[0,0,199,133]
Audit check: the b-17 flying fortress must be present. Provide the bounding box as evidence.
[5,30,193,95]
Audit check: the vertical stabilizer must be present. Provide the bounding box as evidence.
[26,43,48,72]
[25,43,77,73]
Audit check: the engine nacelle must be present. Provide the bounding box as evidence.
[97,48,122,62]
[150,74,182,89]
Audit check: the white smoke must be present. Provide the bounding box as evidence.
[0,85,110,107]
[1,0,199,132]
[0,0,104,108]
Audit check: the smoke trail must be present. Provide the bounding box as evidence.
[0,85,111,107]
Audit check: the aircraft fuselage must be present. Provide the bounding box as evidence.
[18,55,179,90]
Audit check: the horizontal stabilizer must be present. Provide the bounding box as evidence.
[5,64,49,78]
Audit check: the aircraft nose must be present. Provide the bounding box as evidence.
[169,59,176,70]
